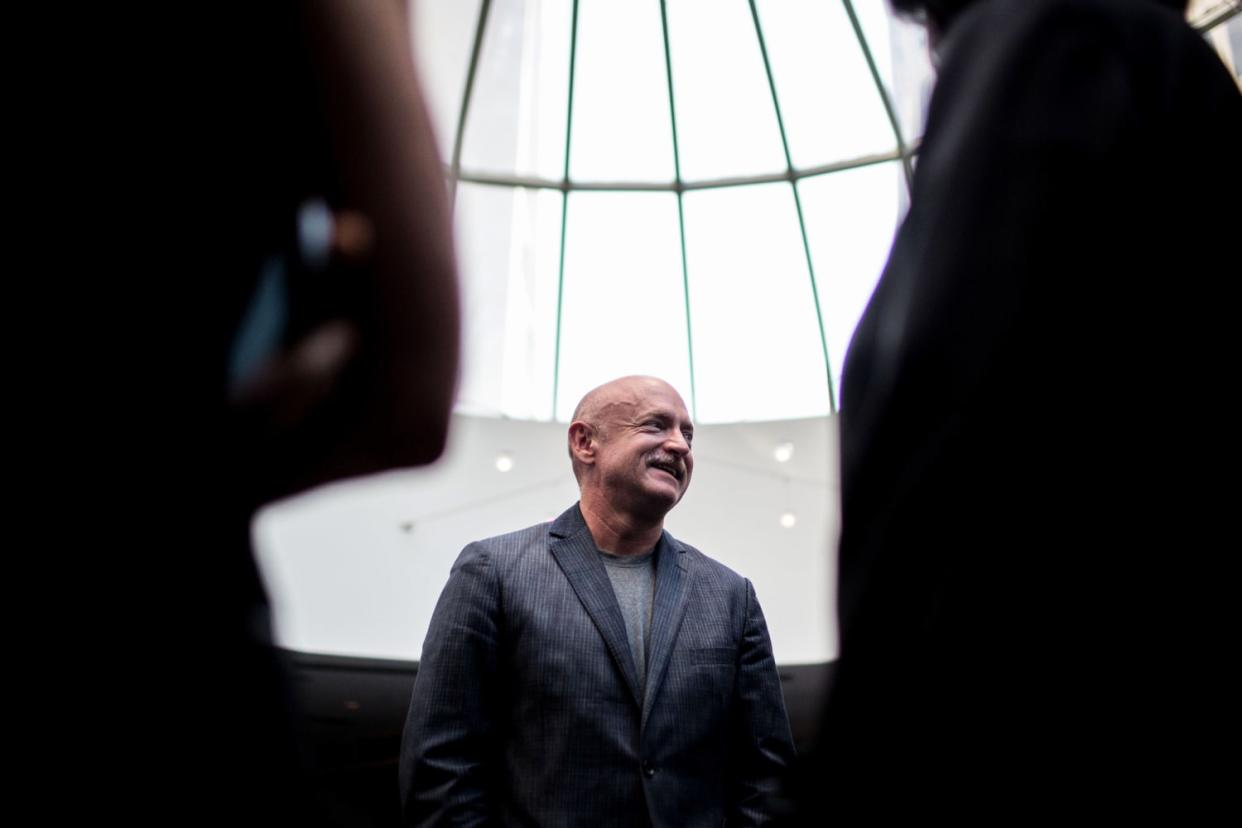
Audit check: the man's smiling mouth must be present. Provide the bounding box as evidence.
[649,459,683,482]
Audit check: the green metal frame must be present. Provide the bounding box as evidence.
[448,0,927,420]
[551,0,582,419]
[748,0,838,413]
[659,0,698,420]
[442,0,1237,422]
[449,0,494,209]
[840,0,915,193]
[450,148,903,194]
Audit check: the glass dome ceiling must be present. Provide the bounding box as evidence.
[411,0,1239,424]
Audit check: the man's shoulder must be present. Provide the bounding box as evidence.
[466,521,552,558]
[667,534,750,591]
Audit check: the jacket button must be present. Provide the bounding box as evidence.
[642,760,656,779]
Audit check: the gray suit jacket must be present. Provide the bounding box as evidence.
[400,503,795,826]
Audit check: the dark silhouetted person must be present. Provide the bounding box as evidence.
[805,0,1240,820]
[143,1,460,825]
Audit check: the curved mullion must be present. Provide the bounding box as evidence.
[658,0,697,419]
[551,0,581,419]
[453,147,904,194]
[449,0,493,209]
[748,0,837,413]
[841,0,914,194]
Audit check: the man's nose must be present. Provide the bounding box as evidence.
[665,431,690,455]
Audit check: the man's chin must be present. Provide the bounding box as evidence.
[621,484,679,521]
[641,482,683,511]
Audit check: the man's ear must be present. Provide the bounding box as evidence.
[568,421,596,465]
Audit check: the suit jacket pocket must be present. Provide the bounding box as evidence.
[690,646,737,667]
[687,647,737,712]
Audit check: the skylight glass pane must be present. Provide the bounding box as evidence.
[1209,14,1240,81]
[853,2,935,147]
[460,0,572,179]
[666,0,787,182]
[554,192,691,419]
[798,162,902,393]
[570,0,675,183]
[410,0,483,162]
[754,0,897,168]
[1231,15,1242,68]
[455,183,564,419]
[683,183,830,422]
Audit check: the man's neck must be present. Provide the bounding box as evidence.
[579,495,664,556]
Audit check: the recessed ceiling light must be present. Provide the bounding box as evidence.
[495,453,514,472]
[779,511,797,529]
[773,442,794,463]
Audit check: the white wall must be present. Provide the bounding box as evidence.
[253,413,839,665]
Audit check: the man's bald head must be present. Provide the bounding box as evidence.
[568,376,687,484]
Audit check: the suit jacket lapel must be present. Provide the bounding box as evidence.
[548,504,644,709]
[641,531,691,731]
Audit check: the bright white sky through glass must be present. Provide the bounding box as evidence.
[684,182,831,421]
[755,0,896,167]
[455,183,563,419]
[463,0,571,179]
[665,0,787,181]
[571,0,675,182]
[412,0,931,423]
[555,191,693,418]
[856,1,935,143]
[410,0,480,162]
[799,162,903,389]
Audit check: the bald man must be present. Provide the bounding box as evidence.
[400,376,794,827]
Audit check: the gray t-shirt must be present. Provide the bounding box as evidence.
[599,547,656,697]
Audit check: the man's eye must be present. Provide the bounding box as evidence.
[683,433,694,445]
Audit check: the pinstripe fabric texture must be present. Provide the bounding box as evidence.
[400,503,795,827]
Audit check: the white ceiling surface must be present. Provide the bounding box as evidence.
[254,412,840,666]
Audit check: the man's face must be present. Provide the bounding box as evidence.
[591,380,695,518]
